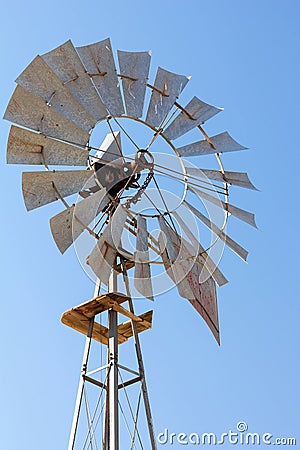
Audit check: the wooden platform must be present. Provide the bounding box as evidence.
[61,292,153,345]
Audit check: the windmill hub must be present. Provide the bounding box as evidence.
[92,148,154,200]
[134,149,154,170]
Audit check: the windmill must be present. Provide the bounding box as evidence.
[4,38,256,449]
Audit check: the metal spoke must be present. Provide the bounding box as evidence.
[152,175,178,234]
[110,116,140,151]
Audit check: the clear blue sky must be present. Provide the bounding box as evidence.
[0,0,299,448]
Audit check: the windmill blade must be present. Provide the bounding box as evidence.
[178,203,248,261]
[42,40,108,121]
[4,86,90,146]
[134,216,154,301]
[177,131,247,157]
[158,231,194,299]
[189,185,257,228]
[172,208,228,286]
[22,169,95,211]
[146,67,190,128]
[87,227,116,287]
[163,96,222,140]
[16,56,96,132]
[186,268,220,344]
[77,38,124,117]
[187,167,257,190]
[158,216,178,262]
[158,217,195,299]
[87,205,128,285]
[50,188,109,254]
[117,50,151,118]
[158,225,220,343]
[94,131,122,163]
[7,125,89,166]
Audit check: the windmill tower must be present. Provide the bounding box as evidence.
[4,38,256,449]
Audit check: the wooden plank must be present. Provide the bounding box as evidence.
[72,292,130,317]
[109,300,143,322]
[118,310,153,339]
[61,295,152,344]
[61,309,110,345]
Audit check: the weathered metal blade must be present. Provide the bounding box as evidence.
[171,211,228,287]
[188,185,257,228]
[146,67,190,128]
[163,96,222,140]
[16,56,96,132]
[186,269,220,344]
[77,38,124,116]
[177,131,247,157]
[22,169,94,211]
[7,125,89,166]
[158,217,195,299]
[42,40,108,121]
[4,86,90,146]
[180,203,248,261]
[158,216,178,261]
[158,231,192,298]
[50,188,108,254]
[87,205,128,285]
[134,216,154,301]
[95,131,122,163]
[187,167,257,190]
[117,50,151,118]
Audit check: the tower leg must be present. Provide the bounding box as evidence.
[128,297,157,450]
[121,262,157,450]
[102,349,109,450]
[68,318,94,450]
[108,309,119,450]
[107,269,119,450]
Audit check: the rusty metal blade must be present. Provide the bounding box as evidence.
[7,125,89,166]
[22,169,94,211]
[50,188,108,254]
[173,209,228,287]
[163,96,222,140]
[158,216,178,261]
[117,50,151,118]
[181,203,248,261]
[42,40,108,121]
[188,185,257,228]
[77,38,124,116]
[134,216,153,300]
[95,131,122,163]
[158,231,194,299]
[16,56,96,132]
[186,270,220,344]
[158,217,195,298]
[4,86,90,146]
[177,131,247,157]
[87,205,128,284]
[146,67,190,128]
[188,167,257,190]
[88,229,116,286]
